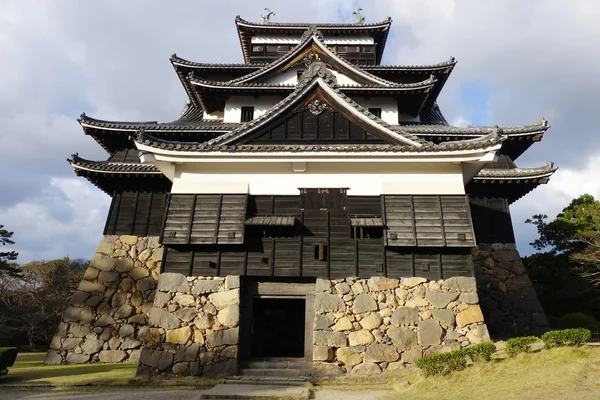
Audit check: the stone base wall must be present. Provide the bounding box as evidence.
[473,243,549,337]
[311,276,490,376]
[136,273,240,377]
[44,235,163,365]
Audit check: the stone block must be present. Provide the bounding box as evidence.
[208,289,240,310]
[140,349,174,372]
[98,271,120,283]
[114,304,134,319]
[49,335,62,350]
[466,324,491,344]
[204,359,237,376]
[314,331,347,347]
[98,350,127,363]
[368,277,399,291]
[390,307,419,326]
[82,338,104,354]
[118,324,135,338]
[128,350,141,363]
[111,291,127,308]
[359,312,383,330]
[172,362,190,375]
[335,282,351,295]
[331,316,353,331]
[175,307,198,323]
[192,280,221,295]
[194,313,214,330]
[174,294,196,307]
[77,281,106,295]
[315,293,345,313]
[82,267,100,281]
[458,292,479,304]
[432,309,455,328]
[506,275,532,292]
[63,306,93,324]
[154,291,172,308]
[157,273,189,293]
[116,258,134,272]
[194,330,205,345]
[90,253,117,272]
[43,350,62,365]
[315,279,331,292]
[444,277,477,292]
[138,248,153,262]
[66,353,90,364]
[418,320,443,346]
[425,343,462,357]
[220,345,237,359]
[217,305,240,328]
[130,267,149,280]
[95,314,115,327]
[365,344,399,362]
[387,327,417,351]
[401,346,423,364]
[348,329,374,346]
[149,307,180,329]
[166,326,192,345]
[337,347,362,367]
[312,362,343,376]
[314,314,333,330]
[493,250,520,263]
[313,345,333,361]
[69,291,91,306]
[350,362,381,375]
[456,306,485,328]
[401,277,427,288]
[425,291,459,309]
[69,324,91,338]
[136,277,156,292]
[62,337,82,350]
[225,276,240,290]
[206,327,239,348]
[353,293,378,314]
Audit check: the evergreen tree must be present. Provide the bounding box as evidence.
[0,225,20,276]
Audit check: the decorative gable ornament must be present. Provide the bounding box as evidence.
[297,59,338,88]
[300,25,324,42]
[302,99,331,115]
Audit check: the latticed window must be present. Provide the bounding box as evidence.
[241,106,254,122]
[368,108,382,118]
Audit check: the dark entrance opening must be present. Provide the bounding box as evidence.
[251,298,305,358]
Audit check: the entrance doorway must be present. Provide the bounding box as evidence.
[251,298,305,358]
[239,278,315,374]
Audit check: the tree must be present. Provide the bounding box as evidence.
[524,194,600,326]
[0,225,20,277]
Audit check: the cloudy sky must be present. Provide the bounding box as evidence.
[0,0,598,263]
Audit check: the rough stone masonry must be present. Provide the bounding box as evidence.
[44,235,163,365]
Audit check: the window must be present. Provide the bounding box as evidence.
[252,45,264,53]
[351,226,384,239]
[250,225,295,239]
[313,244,327,261]
[368,108,382,118]
[241,106,254,122]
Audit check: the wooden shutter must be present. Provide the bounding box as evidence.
[383,195,416,246]
[440,196,476,247]
[162,194,247,245]
[162,194,195,244]
[384,195,475,248]
[216,194,248,244]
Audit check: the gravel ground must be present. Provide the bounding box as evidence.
[0,388,391,400]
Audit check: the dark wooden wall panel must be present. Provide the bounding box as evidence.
[247,239,272,276]
[115,192,137,234]
[164,247,192,275]
[330,211,354,279]
[220,250,245,276]
[441,254,472,278]
[347,196,381,216]
[273,240,301,276]
[357,241,384,277]
[163,194,195,245]
[469,197,515,243]
[414,253,440,280]
[383,196,415,246]
[385,248,413,278]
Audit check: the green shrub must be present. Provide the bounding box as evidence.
[557,313,600,331]
[0,347,18,376]
[462,343,496,361]
[416,343,497,377]
[506,336,539,356]
[542,328,591,347]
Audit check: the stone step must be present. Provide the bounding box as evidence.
[238,368,301,377]
[222,375,309,386]
[200,383,310,399]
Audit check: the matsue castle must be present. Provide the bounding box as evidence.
[47,11,556,377]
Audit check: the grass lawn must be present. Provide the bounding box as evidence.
[383,346,600,400]
[0,352,138,386]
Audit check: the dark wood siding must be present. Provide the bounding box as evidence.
[248,110,384,144]
[161,194,475,279]
[104,191,167,236]
[469,197,515,243]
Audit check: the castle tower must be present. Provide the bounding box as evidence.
[46,12,555,376]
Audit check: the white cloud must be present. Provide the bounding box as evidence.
[451,117,471,128]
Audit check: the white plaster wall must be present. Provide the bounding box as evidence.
[170,162,466,195]
[203,110,224,120]
[251,35,374,45]
[352,97,399,125]
[224,96,282,123]
[263,66,359,86]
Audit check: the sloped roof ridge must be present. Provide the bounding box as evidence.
[399,118,550,135]
[68,154,161,174]
[235,15,393,28]
[363,57,457,70]
[171,54,269,68]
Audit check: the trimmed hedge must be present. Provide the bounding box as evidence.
[0,347,18,376]
[506,336,539,356]
[542,328,591,347]
[416,343,496,377]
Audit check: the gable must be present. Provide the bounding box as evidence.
[248,108,385,144]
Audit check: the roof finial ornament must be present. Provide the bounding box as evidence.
[301,25,324,42]
[352,8,365,25]
[261,8,276,24]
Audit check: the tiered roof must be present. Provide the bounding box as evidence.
[71,15,556,202]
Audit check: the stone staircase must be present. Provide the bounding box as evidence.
[200,371,312,399]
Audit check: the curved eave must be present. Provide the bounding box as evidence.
[235,15,392,64]
[363,57,457,73]
[468,163,558,204]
